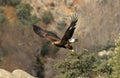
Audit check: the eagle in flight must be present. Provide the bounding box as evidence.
[33,14,78,50]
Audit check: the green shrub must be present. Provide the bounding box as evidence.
[57,20,66,30]
[16,3,32,20]
[34,55,44,78]
[0,7,3,13]
[0,50,5,62]
[0,13,7,24]
[16,3,39,25]
[0,0,21,6]
[54,50,99,78]
[18,16,40,25]
[41,10,53,25]
[0,7,7,24]
[30,15,40,25]
[95,54,112,77]
[109,36,120,78]
[54,49,115,78]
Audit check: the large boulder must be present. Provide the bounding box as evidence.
[0,69,14,78]
[0,69,35,78]
[12,69,35,78]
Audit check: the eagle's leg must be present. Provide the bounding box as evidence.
[65,44,73,50]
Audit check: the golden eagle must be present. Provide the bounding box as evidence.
[33,14,78,50]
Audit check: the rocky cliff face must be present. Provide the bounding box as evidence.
[0,24,40,76]
[75,0,120,51]
[24,0,120,50]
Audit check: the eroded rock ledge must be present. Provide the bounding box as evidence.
[0,69,36,78]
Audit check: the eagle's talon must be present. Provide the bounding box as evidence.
[71,49,74,52]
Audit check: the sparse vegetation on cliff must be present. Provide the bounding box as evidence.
[0,0,21,6]
[16,3,39,25]
[0,13,7,24]
[0,8,7,24]
[54,49,113,78]
[109,36,120,78]
[16,3,32,20]
[41,10,53,25]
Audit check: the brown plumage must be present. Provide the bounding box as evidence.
[33,14,78,50]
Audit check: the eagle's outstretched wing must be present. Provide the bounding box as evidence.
[60,14,78,45]
[33,25,60,42]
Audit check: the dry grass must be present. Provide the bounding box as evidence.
[3,6,17,23]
